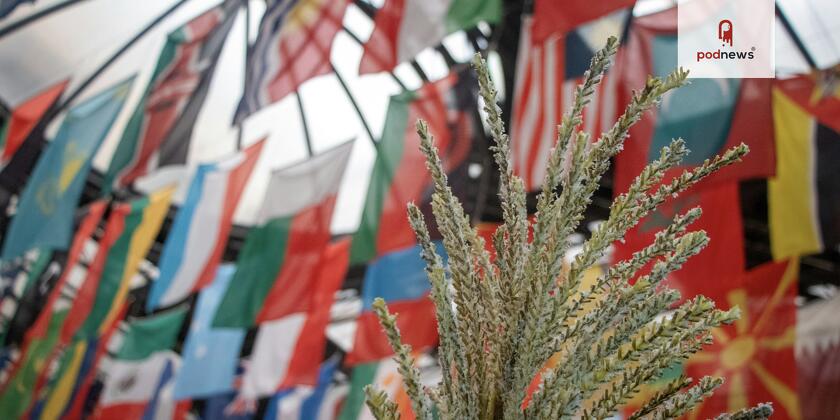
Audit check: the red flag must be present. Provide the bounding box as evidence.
[531,0,635,41]
[685,259,799,419]
[612,7,775,195]
[346,299,437,365]
[774,71,840,133]
[612,183,745,300]
[1,80,67,163]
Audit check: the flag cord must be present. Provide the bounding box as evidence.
[296,91,314,157]
[0,0,89,40]
[331,62,378,148]
[236,0,251,151]
[776,2,819,70]
[340,25,409,92]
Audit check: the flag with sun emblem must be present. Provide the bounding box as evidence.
[685,259,800,420]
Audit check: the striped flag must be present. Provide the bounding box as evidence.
[147,140,264,311]
[0,80,67,164]
[359,0,500,74]
[350,69,479,264]
[346,242,444,365]
[510,13,626,192]
[105,0,240,191]
[234,0,351,123]
[240,239,349,398]
[769,74,840,260]
[213,141,353,328]
[339,358,416,420]
[264,356,347,419]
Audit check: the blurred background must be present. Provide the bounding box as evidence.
[0,0,837,418]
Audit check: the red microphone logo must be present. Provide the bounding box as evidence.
[718,19,733,47]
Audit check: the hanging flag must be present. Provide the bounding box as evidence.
[35,303,127,420]
[0,201,106,401]
[174,264,246,399]
[796,292,840,419]
[240,239,349,398]
[774,69,840,133]
[94,308,189,420]
[0,310,67,419]
[264,356,347,419]
[346,242,443,365]
[0,0,33,18]
[95,351,190,420]
[531,0,635,41]
[66,187,175,344]
[685,259,799,420]
[203,392,254,420]
[1,77,134,260]
[339,357,416,420]
[510,12,627,191]
[612,183,745,300]
[350,68,479,264]
[359,0,500,74]
[147,140,264,311]
[0,80,67,164]
[105,0,240,191]
[612,7,775,195]
[213,141,353,328]
[234,0,351,123]
[768,75,840,260]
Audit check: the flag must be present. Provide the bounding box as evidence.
[213,141,353,328]
[95,351,190,420]
[612,7,775,195]
[612,183,745,300]
[531,0,635,41]
[117,307,188,361]
[685,259,799,420]
[203,392,254,420]
[66,187,175,344]
[264,356,347,419]
[359,0,500,74]
[796,293,840,419]
[346,242,443,365]
[147,140,264,311]
[350,69,479,264]
[768,75,840,260]
[0,0,33,18]
[36,304,127,420]
[339,358,416,420]
[240,239,349,398]
[0,310,67,419]
[0,201,106,405]
[510,12,627,191]
[174,264,246,399]
[0,80,67,163]
[234,0,351,123]
[1,77,133,260]
[105,0,240,190]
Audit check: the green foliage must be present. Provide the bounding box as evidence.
[364,37,772,420]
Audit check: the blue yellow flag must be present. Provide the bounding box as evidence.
[1,77,134,260]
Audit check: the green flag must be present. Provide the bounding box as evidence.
[117,306,187,361]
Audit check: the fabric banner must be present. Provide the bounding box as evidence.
[265,356,347,419]
[350,68,479,264]
[105,0,240,190]
[0,80,67,164]
[147,140,264,311]
[531,0,635,41]
[612,7,775,195]
[685,259,799,419]
[2,77,134,260]
[214,141,353,328]
[769,75,840,260]
[359,0,500,74]
[174,264,246,399]
[234,0,350,123]
[339,357,416,420]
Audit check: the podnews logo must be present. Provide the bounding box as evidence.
[696,19,756,62]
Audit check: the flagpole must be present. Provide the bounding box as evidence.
[295,92,314,157]
[0,0,90,39]
[331,62,377,147]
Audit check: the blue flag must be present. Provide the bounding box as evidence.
[265,356,344,419]
[1,78,134,260]
[173,264,245,399]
